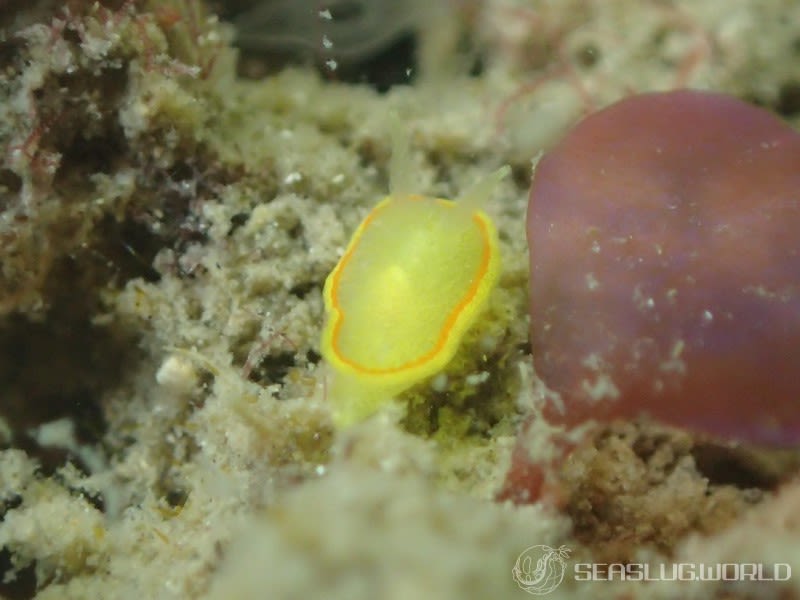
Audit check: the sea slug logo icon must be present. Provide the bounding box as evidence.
[512,544,571,595]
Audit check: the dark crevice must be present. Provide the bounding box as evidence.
[289,281,316,299]
[246,351,296,385]
[305,348,322,365]
[691,441,793,489]
[0,549,36,600]
[227,211,250,236]
[776,80,800,117]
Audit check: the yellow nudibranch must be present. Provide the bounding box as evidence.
[321,119,509,427]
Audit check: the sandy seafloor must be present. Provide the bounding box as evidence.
[1,1,799,598]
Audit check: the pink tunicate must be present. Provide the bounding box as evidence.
[527,89,800,446]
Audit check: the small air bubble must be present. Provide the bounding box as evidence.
[430,373,448,392]
[465,371,490,386]
[284,172,302,184]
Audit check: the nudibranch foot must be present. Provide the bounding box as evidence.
[327,372,404,428]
